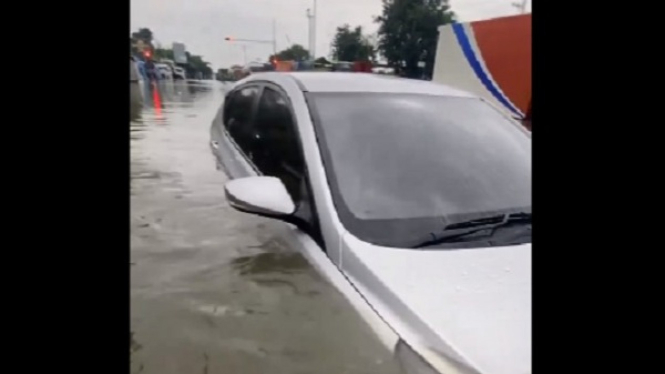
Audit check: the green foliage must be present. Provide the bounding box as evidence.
[374,0,456,78]
[216,68,234,81]
[269,44,310,61]
[131,28,153,44]
[331,25,375,62]
[130,28,153,56]
[186,52,213,78]
[153,48,174,60]
[314,56,331,65]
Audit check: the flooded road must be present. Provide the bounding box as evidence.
[130,80,401,374]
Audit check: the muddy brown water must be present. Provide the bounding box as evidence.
[130,80,401,374]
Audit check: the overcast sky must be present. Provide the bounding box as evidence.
[130,0,531,70]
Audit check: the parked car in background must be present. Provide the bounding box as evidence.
[331,61,353,71]
[159,59,186,80]
[243,61,273,75]
[210,72,532,374]
[155,63,172,80]
[372,66,395,75]
[173,66,186,80]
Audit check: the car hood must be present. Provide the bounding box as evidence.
[342,234,531,374]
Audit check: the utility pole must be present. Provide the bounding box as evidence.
[306,9,313,60]
[312,0,317,59]
[272,19,277,56]
[306,0,317,60]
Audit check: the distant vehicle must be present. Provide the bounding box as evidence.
[230,66,245,81]
[372,67,395,75]
[211,72,531,374]
[158,59,186,79]
[331,61,353,71]
[272,60,295,72]
[160,59,176,69]
[352,60,373,73]
[155,63,173,80]
[243,61,272,75]
[173,66,186,80]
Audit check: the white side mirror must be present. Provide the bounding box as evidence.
[224,176,295,217]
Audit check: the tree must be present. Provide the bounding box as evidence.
[131,28,154,47]
[331,24,375,62]
[216,68,233,81]
[269,44,310,61]
[185,52,213,79]
[131,28,154,56]
[375,0,456,78]
[153,48,174,61]
[315,56,331,65]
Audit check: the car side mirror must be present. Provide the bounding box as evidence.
[224,176,295,218]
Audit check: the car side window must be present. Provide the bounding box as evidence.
[224,85,260,155]
[222,92,235,125]
[251,87,305,202]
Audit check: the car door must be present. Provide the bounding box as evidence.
[250,83,324,247]
[210,84,261,178]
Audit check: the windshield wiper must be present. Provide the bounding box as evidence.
[410,212,531,249]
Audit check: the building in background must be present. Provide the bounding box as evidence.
[172,42,188,64]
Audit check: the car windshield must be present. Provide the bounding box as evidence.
[308,92,531,248]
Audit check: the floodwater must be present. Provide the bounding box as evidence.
[130,80,401,374]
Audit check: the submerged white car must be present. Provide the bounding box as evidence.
[210,72,531,374]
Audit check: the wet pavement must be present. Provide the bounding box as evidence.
[130,80,401,374]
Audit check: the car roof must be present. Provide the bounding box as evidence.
[243,72,476,97]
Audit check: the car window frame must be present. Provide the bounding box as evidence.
[239,81,305,176]
[222,83,262,174]
[250,84,307,200]
[226,80,325,247]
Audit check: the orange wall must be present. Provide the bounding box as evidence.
[471,14,531,115]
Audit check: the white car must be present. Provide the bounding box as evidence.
[155,63,172,80]
[173,66,186,80]
[210,72,531,374]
